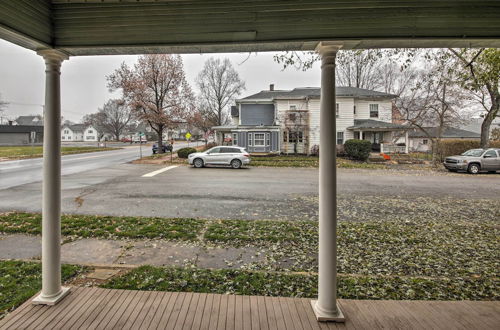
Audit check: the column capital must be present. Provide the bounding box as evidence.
[315,42,343,56]
[37,49,69,64]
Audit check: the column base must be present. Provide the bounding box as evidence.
[310,300,345,322]
[32,287,70,305]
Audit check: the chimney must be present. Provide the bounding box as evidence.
[269,84,274,91]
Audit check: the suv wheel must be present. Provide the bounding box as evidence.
[467,163,480,174]
[231,159,242,169]
[193,158,204,168]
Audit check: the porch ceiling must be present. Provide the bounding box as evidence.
[0,0,499,56]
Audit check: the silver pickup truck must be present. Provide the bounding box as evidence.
[443,148,500,174]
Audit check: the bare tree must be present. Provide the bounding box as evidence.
[108,54,195,153]
[447,48,500,148]
[398,56,467,163]
[196,58,245,126]
[99,99,133,141]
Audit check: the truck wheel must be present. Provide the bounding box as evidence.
[193,158,204,168]
[467,163,480,174]
[231,159,242,169]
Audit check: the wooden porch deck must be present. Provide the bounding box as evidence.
[1,287,498,329]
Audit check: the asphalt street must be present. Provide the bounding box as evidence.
[0,163,498,220]
[0,141,194,190]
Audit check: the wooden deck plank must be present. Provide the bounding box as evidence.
[263,297,278,330]
[71,288,116,329]
[208,293,221,330]
[242,295,252,330]
[199,292,214,330]
[234,294,244,330]
[217,294,229,330]
[147,291,173,330]
[249,295,260,330]
[1,288,500,330]
[182,292,201,330]
[256,296,269,330]
[87,289,127,330]
[225,294,236,330]
[173,291,194,330]
[157,291,184,328]
[49,287,100,329]
[190,292,208,330]
[101,289,140,329]
[269,296,287,330]
[121,290,153,330]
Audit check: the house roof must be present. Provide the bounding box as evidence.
[347,119,408,130]
[239,87,397,102]
[409,127,481,139]
[0,125,44,133]
[15,115,43,126]
[68,124,86,132]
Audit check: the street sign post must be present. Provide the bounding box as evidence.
[139,131,144,158]
[185,132,191,147]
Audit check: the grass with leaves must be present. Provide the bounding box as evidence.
[0,261,84,319]
[0,146,120,160]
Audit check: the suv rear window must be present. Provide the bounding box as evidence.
[221,147,241,153]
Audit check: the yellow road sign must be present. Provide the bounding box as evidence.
[185,132,192,139]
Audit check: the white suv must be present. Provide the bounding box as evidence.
[188,146,250,169]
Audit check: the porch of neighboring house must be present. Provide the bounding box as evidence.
[2,287,499,330]
[348,119,410,154]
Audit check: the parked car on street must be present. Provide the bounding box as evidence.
[152,142,173,154]
[443,148,500,174]
[188,146,250,169]
[121,137,132,143]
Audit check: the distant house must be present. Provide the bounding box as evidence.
[61,124,99,142]
[0,124,43,145]
[408,127,480,152]
[14,115,43,126]
[213,85,409,154]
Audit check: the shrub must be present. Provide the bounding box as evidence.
[310,145,320,156]
[344,139,371,161]
[436,139,500,161]
[336,145,346,157]
[177,147,197,158]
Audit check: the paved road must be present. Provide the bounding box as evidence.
[0,164,498,220]
[0,141,194,190]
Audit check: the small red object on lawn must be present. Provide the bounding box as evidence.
[381,153,391,160]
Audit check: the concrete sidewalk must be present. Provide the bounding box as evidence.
[0,234,264,269]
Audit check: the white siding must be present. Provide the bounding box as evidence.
[354,100,393,123]
[84,126,98,141]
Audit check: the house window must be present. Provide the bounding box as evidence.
[248,133,253,146]
[337,131,344,145]
[336,103,339,118]
[233,133,238,146]
[88,129,93,134]
[86,136,95,140]
[370,104,379,118]
[289,105,297,110]
[283,131,288,142]
[266,133,270,146]
[423,139,428,145]
[64,130,69,134]
[353,105,356,114]
[298,131,303,143]
[254,133,265,146]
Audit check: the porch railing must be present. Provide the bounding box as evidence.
[380,143,406,154]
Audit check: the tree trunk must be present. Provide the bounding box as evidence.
[480,106,499,148]
[157,126,164,153]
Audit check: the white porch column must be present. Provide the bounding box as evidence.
[405,130,409,154]
[311,42,345,322]
[33,49,70,305]
[360,130,364,140]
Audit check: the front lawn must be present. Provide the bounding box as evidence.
[1,208,498,301]
[0,261,84,319]
[249,155,386,169]
[0,146,120,160]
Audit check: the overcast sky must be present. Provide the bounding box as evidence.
[0,39,321,122]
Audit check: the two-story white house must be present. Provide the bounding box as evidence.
[61,124,100,142]
[214,85,409,154]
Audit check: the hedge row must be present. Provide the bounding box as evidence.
[436,139,500,160]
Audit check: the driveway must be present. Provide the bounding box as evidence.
[0,164,498,220]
